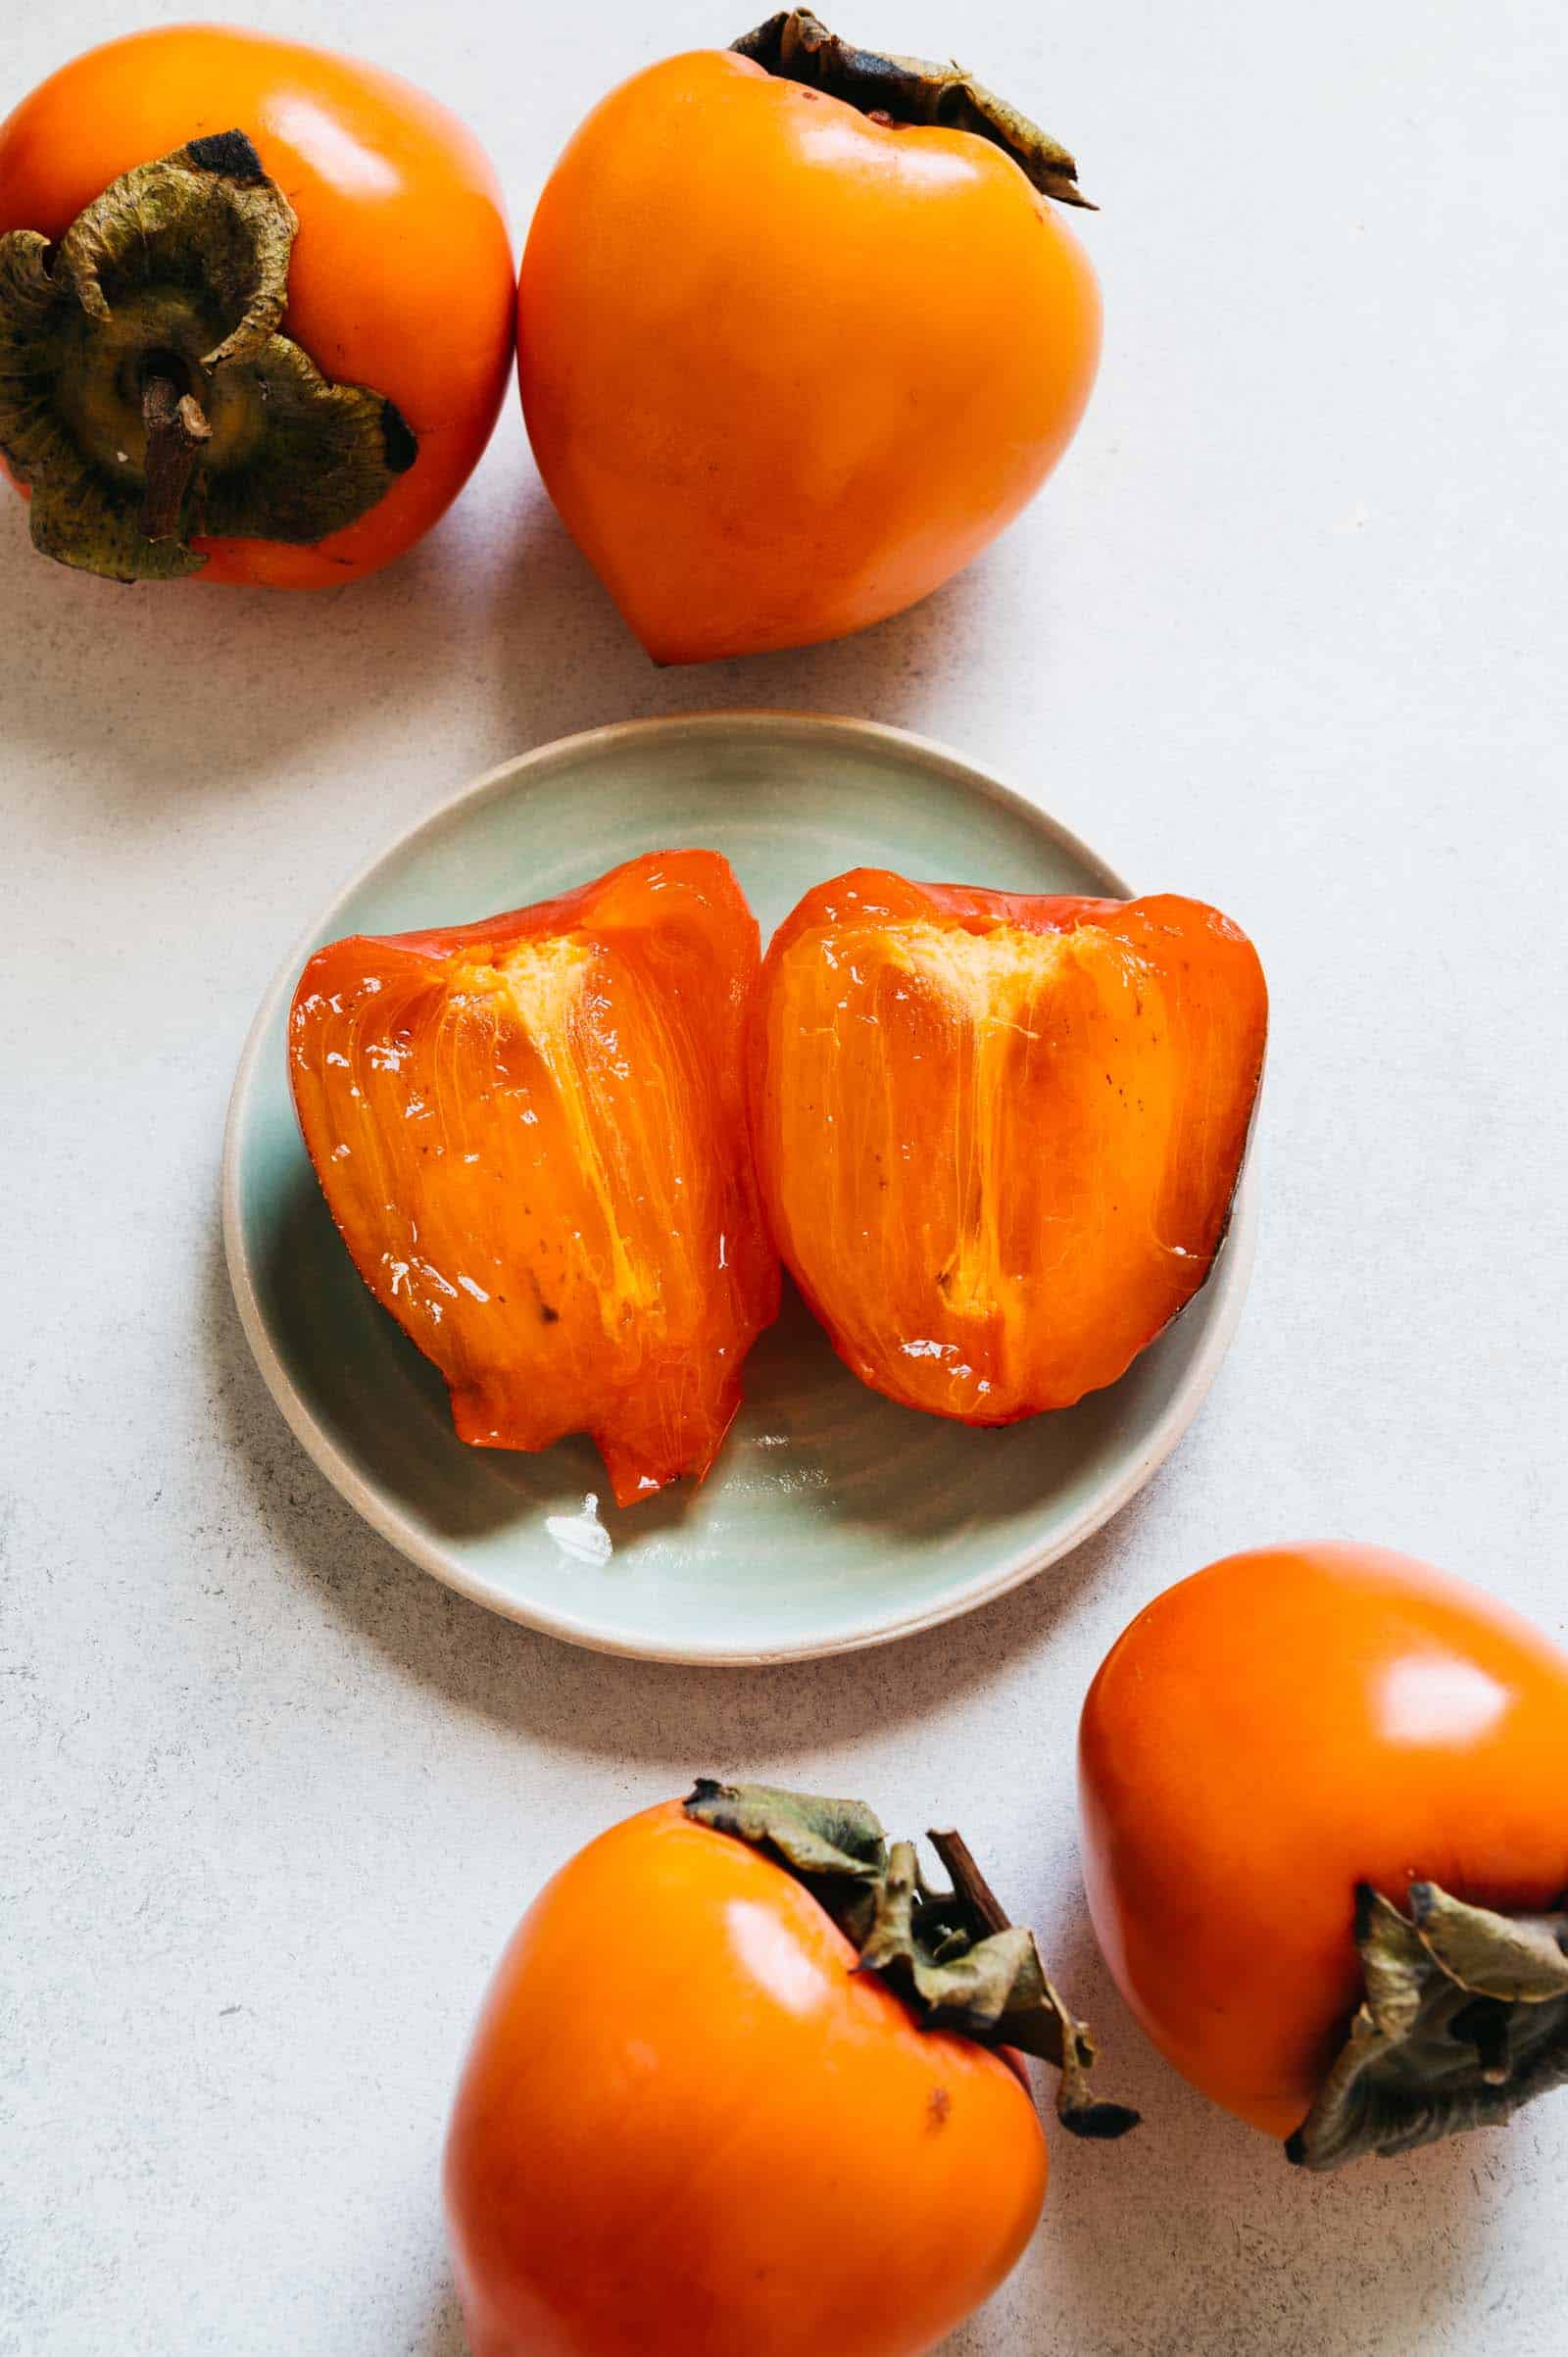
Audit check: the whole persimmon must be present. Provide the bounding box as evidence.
[517,11,1102,662]
[445,1784,1136,2357]
[1079,1545,1568,2168]
[0,25,514,584]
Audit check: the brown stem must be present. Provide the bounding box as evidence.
[1288,1880,1568,2170]
[139,373,212,542]
[732,10,1092,207]
[0,137,417,581]
[928,1828,1011,1936]
[686,1780,1140,2140]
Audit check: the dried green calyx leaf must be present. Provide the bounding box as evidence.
[1288,1880,1568,2171]
[0,131,416,583]
[731,10,1092,208]
[686,1781,1138,2138]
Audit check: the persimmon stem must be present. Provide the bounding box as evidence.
[928,1828,1011,1936]
[139,372,212,542]
[0,136,416,580]
[1288,1881,1568,2170]
[687,1780,1140,2139]
[731,10,1093,207]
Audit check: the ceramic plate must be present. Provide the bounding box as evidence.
[223,714,1257,1663]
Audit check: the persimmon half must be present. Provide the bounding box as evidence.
[289,852,779,1505]
[1079,1545,1568,2168]
[444,1783,1135,2357]
[517,12,1101,661]
[0,25,514,584]
[749,871,1267,1422]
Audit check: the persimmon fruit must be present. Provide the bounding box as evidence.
[444,1783,1135,2357]
[289,852,779,1505]
[749,870,1267,1422]
[517,12,1102,662]
[1079,1544,1568,2167]
[0,25,514,584]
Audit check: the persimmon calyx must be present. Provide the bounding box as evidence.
[0,133,416,582]
[730,10,1092,207]
[1288,1880,1568,2170]
[685,1780,1139,2138]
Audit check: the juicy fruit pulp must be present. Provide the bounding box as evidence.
[751,872,1267,1421]
[290,852,779,1505]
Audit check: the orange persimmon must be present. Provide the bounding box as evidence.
[1079,1545,1568,2168]
[749,871,1267,1422]
[288,852,779,1505]
[517,14,1101,662]
[0,25,514,584]
[445,1783,1134,2357]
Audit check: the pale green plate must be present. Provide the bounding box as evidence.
[223,714,1257,1664]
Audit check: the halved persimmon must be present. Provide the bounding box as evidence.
[749,872,1267,1422]
[289,852,779,1505]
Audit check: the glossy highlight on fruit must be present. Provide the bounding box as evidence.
[1079,1544,1568,2165]
[0,24,514,584]
[289,852,779,1505]
[750,871,1267,1421]
[516,21,1101,662]
[444,1784,1127,2357]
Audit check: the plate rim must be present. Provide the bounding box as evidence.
[221,711,1258,1665]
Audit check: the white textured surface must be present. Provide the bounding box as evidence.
[3,0,1566,2350]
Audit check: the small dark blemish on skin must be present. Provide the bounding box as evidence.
[927,2086,952,2132]
[381,400,418,474]
[186,128,268,184]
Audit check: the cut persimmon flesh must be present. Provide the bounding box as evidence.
[289,851,779,1505]
[750,871,1267,1422]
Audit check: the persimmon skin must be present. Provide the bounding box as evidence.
[749,872,1266,1422]
[517,50,1102,663]
[0,24,514,584]
[444,1801,1048,2357]
[1079,1545,1568,2137]
[289,852,779,1505]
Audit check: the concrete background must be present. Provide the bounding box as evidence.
[4,0,1566,2349]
